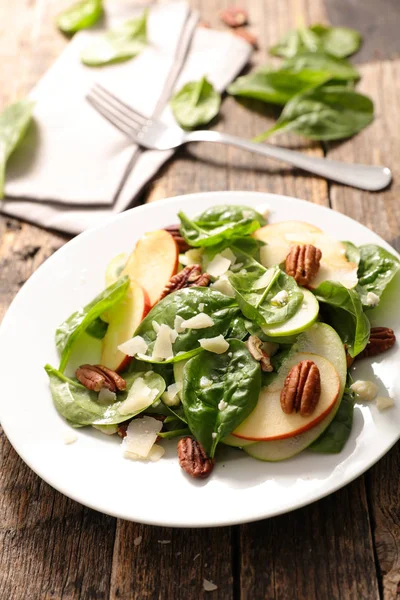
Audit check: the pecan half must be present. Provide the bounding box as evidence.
[247,335,273,372]
[160,264,210,300]
[285,244,322,287]
[177,437,214,479]
[356,327,396,359]
[164,224,191,252]
[219,6,248,27]
[76,364,126,393]
[280,360,321,417]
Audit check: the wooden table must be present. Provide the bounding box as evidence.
[1,1,399,598]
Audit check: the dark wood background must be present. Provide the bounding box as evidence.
[1,0,399,598]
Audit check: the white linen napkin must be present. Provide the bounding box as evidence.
[1,1,252,235]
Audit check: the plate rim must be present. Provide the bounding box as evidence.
[1,190,399,528]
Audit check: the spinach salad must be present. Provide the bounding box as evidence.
[46,204,399,478]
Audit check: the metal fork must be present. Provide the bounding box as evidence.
[87,84,391,191]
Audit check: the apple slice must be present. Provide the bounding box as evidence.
[261,288,319,337]
[254,221,358,289]
[254,221,321,267]
[233,352,340,441]
[122,230,179,306]
[105,253,127,287]
[101,280,151,372]
[243,323,347,461]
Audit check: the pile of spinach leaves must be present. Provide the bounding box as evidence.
[228,23,373,142]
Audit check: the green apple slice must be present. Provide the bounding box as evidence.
[243,323,347,461]
[261,288,318,337]
[173,359,188,399]
[221,434,255,448]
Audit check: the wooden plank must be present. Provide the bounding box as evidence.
[109,522,233,599]
[240,482,380,600]
[327,58,400,600]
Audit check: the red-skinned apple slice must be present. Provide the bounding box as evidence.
[121,230,179,306]
[253,221,358,289]
[101,280,151,372]
[233,352,340,441]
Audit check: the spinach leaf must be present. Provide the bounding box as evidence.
[56,0,103,34]
[270,25,362,59]
[170,76,221,129]
[356,244,400,307]
[227,67,332,106]
[158,428,190,439]
[229,265,304,327]
[315,281,370,357]
[342,241,360,265]
[56,276,129,372]
[309,388,354,453]
[85,316,108,340]
[178,209,261,248]
[45,364,165,426]
[195,204,267,228]
[0,99,34,198]
[254,86,374,142]
[81,10,147,66]
[134,287,244,363]
[282,52,359,81]
[182,339,261,457]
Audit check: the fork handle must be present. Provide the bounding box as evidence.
[184,130,391,191]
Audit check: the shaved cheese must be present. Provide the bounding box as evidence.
[210,274,235,297]
[98,388,117,405]
[174,315,185,333]
[253,270,274,290]
[152,324,174,360]
[63,430,77,445]
[122,416,162,458]
[200,376,212,389]
[220,248,236,265]
[203,579,218,592]
[350,380,378,402]
[376,396,394,411]
[148,444,165,462]
[118,335,148,356]
[181,313,214,329]
[199,335,229,354]
[124,444,165,462]
[118,377,158,415]
[271,290,289,306]
[198,302,205,312]
[152,320,161,334]
[170,328,178,343]
[365,292,380,307]
[162,382,182,406]
[206,253,231,278]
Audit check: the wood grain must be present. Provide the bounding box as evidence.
[0,0,399,598]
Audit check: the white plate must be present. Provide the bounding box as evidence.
[0,191,399,528]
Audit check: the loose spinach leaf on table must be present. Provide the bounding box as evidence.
[309,387,354,453]
[134,287,245,364]
[227,67,332,106]
[270,25,362,59]
[56,275,129,372]
[315,281,370,357]
[81,10,147,66]
[282,52,360,81]
[182,339,261,457]
[254,86,374,142]
[342,241,360,265]
[0,99,34,198]
[171,76,221,129]
[356,244,400,307]
[178,205,264,248]
[56,0,103,34]
[229,265,304,327]
[45,365,165,427]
